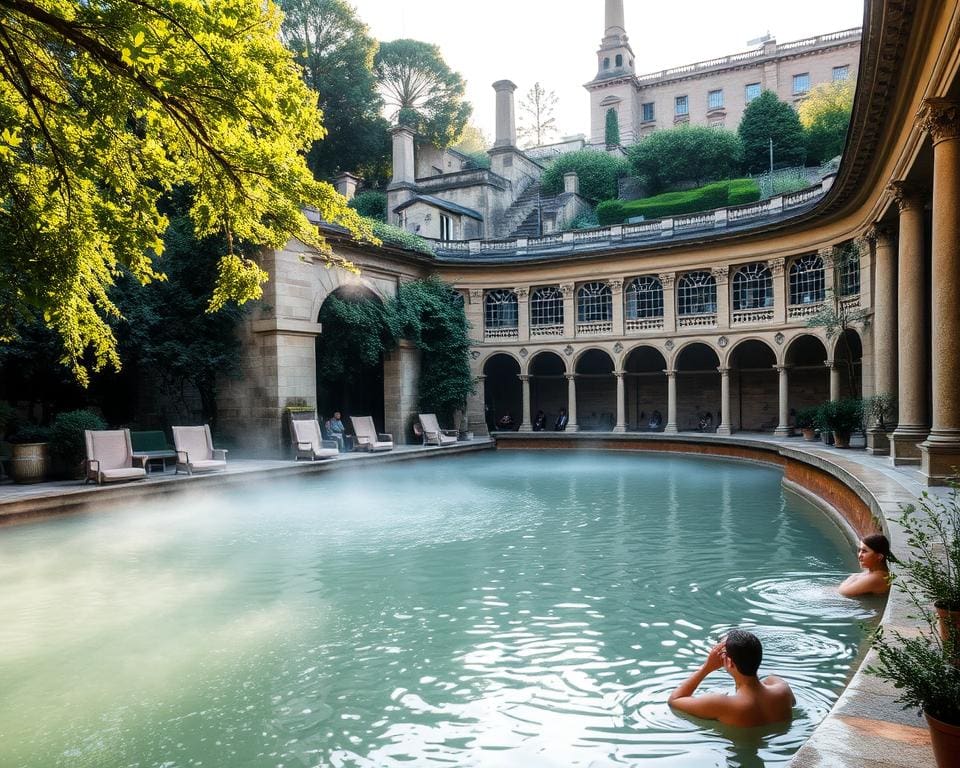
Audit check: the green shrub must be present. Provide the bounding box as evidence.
[794,406,818,429]
[627,125,744,193]
[8,424,52,444]
[596,179,760,225]
[369,219,435,255]
[540,150,631,204]
[348,191,387,222]
[459,150,491,170]
[0,401,18,439]
[568,209,598,230]
[604,108,620,147]
[50,409,107,471]
[738,90,806,173]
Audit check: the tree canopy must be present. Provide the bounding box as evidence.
[0,0,374,384]
[374,39,471,147]
[278,0,391,184]
[627,125,744,193]
[737,90,807,173]
[798,80,855,164]
[540,150,631,204]
[517,82,558,148]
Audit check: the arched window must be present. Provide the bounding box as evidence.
[603,57,610,70]
[732,263,773,310]
[625,276,664,318]
[577,282,612,322]
[530,286,563,327]
[837,247,860,297]
[677,272,717,315]
[615,54,623,67]
[484,289,518,329]
[789,254,825,305]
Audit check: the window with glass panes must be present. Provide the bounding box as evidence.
[484,289,518,329]
[677,272,717,315]
[745,83,761,103]
[675,95,689,116]
[792,73,811,94]
[708,89,724,110]
[832,65,849,81]
[530,286,563,327]
[838,249,860,296]
[577,282,612,322]
[789,254,825,304]
[641,102,655,122]
[732,263,774,310]
[625,276,664,318]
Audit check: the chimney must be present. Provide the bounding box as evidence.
[334,172,361,201]
[390,125,416,187]
[492,80,517,148]
[604,0,626,39]
[563,172,579,195]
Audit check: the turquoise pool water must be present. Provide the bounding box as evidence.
[0,451,878,767]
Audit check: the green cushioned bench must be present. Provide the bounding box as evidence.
[130,430,177,473]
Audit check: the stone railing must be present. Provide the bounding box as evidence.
[434,180,830,259]
[484,327,519,341]
[626,317,665,332]
[787,303,824,320]
[677,313,718,329]
[732,308,775,325]
[840,295,862,311]
[576,321,613,336]
[530,324,564,338]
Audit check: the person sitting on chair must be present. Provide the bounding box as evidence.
[326,410,347,451]
[533,410,546,431]
[698,411,713,432]
[648,410,663,430]
[555,408,569,431]
[497,412,515,430]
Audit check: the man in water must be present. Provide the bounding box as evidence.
[668,629,794,727]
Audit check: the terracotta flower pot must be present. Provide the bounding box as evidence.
[926,710,960,768]
[801,428,817,441]
[936,602,960,656]
[833,431,851,448]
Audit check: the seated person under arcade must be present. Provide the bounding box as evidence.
[497,412,515,430]
[325,411,347,451]
[648,410,663,430]
[555,408,568,431]
[532,410,546,431]
[668,629,795,728]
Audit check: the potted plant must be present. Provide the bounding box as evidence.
[794,407,818,441]
[813,403,834,446]
[50,409,107,479]
[816,398,863,448]
[8,424,52,484]
[865,392,896,455]
[868,483,960,766]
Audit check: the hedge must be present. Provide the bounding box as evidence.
[540,150,631,204]
[596,179,761,225]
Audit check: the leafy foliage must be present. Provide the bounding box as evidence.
[596,179,760,225]
[738,91,807,173]
[374,39,471,147]
[865,392,897,430]
[895,486,960,610]
[349,191,388,222]
[315,293,394,385]
[540,150,630,204]
[370,220,435,255]
[799,80,855,165]
[459,150,491,170]
[0,0,375,384]
[453,123,489,154]
[794,406,818,429]
[627,125,744,193]
[50,409,107,470]
[8,424,52,444]
[568,209,599,230]
[813,398,863,436]
[518,82,558,148]
[604,108,620,148]
[278,0,391,184]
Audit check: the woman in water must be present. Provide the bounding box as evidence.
[838,533,896,596]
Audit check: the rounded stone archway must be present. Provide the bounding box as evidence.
[529,351,567,430]
[834,329,864,399]
[574,349,616,431]
[483,353,522,430]
[675,343,721,431]
[624,346,667,430]
[786,334,830,413]
[728,340,778,431]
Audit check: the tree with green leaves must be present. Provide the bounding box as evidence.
[604,108,620,148]
[278,0,391,184]
[627,125,744,193]
[737,90,806,173]
[373,39,471,147]
[798,80,855,165]
[0,0,374,385]
[540,150,631,204]
[518,82,558,148]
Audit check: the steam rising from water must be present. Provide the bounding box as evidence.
[0,452,876,767]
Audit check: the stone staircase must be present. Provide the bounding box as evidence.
[500,182,543,238]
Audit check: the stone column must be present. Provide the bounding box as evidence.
[918,99,960,483]
[868,226,898,404]
[774,365,791,436]
[518,374,532,432]
[493,80,518,148]
[566,373,579,432]
[829,361,841,401]
[611,278,625,336]
[664,370,678,433]
[820,246,835,296]
[516,286,530,342]
[712,267,730,329]
[717,367,732,435]
[769,257,786,324]
[561,283,575,338]
[888,180,929,465]
[659,273,676,333]
[467,374,489,437]
[386,126,417,217]
[614,370,627,433]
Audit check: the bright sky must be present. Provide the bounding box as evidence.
[349,0,865,143]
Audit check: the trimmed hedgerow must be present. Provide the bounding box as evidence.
[596,179,761,225]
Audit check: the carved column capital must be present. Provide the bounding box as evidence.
[768,257,785,276]
[609,278,623,293]
[711,266,729,285]
[887,180,924,212]
[817,246,834,266]
[469,288,483,304]
[918,98,960,145]
[862,223,895,249]
[514,286,529,299]
[658,272,676,289]
[560,283,574,297]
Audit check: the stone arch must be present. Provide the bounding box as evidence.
[624,345,668,431]
[786,334,830,416]
[529,351,567,430]
[574,348,616,431]
[675,342,721,432]
[833,328,864,399]
[310,273,390,330]
[727,339,778,432]
[483,353,522,430]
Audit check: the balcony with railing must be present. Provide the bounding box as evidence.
[530,324,564,338]
[576,321,614,336]
[484,326,519,341]
[731,308,775,326]
[787,303,824,320]
[625,317,665,332]
[677,313,718,329]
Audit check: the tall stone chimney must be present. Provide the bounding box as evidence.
[386,125,417,224]
[604,0,626,40]
[492,80,517,148]
[334,172,361,201]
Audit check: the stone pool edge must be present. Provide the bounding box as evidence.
[493,432,934,767]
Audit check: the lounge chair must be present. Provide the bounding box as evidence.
[418,413,458,446]
[172,425,228,475]
[291,419,339,461]
[84,429,148,485]
[350,416,394,452]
